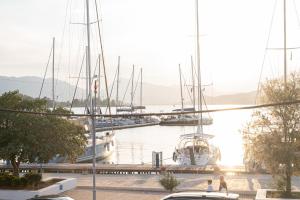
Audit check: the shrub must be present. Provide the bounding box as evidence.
[24,173,42,187]
[159,172,180,192]
[0,172,42,188]
[11,176,22,187]
[20,177,28,186]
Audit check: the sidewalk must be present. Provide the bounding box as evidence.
[43,173,300,194]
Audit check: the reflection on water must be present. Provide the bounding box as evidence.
[92,105,253,167]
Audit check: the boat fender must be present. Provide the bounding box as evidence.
[173,152,177,162]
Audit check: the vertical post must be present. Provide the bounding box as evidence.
[140,68,143,113]
[52,37,55,110]
[195,0,203,134]
[179,64,184,113]
[116,56,120,113]
[284,0,287,86]
[85,0,96,200]
[131,65,135,110]
[191,56,195,114]
[98,54,101,112]
[86,47,89,105]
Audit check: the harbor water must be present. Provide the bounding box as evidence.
[73,105,253,167]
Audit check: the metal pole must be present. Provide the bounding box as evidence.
[85,0,96,199]
[131,65,135,109]
[52,37,55,110]
[98,54,101,111]
[116,56,120,113]
[86,47,89,106]
[195,0,203,134]
[284,0,287,86]
[140,68,143,113]
[179,64,184,112]
[191,56,196,114]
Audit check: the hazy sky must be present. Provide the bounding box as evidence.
[1,0,300,95]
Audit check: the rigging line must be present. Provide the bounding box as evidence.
[70,52,86,111]
[131,70,141,101]
[39,45,53,99]
[255,0,278,105]
[201,90,211,119]
[2,99,300,117]
[182,73,194,106]
[104,64,119,114]
[94,0,112,120]
[293,0,300,27]
[120,73,133,108]
[55,0,71,97]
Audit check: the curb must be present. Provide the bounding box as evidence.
[76,186,257,196]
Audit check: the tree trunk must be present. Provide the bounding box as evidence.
[11,159,19,177]
[286,161,292,196]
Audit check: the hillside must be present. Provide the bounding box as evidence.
[0,76,256,105]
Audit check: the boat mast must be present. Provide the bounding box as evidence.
[98,54,101,113]
[85,0,96,199]
[140,68,143,113]
[191,56,196,113]
[86,47,89,107]
[131,65,135,110]
[284,0,287,86]
[52,37,55,110]
[116,56,120,113]
[179,64,184,113]
[195,0,203,134]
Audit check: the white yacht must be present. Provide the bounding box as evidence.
[172,0,220,167]
[173,133,220,166]
[76,131,115,163]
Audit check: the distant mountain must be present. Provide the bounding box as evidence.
[0,76,256,105]
[0,76,85,102]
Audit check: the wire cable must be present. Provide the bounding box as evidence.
[1,99,300,118]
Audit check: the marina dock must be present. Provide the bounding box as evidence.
[94,122,159,132]
[0,163,246,175]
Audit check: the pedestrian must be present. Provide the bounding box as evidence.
[207,179,213,192]
[218,176,228,195]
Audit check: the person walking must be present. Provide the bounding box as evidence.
[218,176,228,195]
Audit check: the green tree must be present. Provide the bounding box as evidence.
[243,74,300,196]
[0,91,87,176]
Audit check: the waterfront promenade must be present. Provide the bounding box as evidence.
[42,173,300,199]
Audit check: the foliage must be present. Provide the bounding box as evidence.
[243,73,300,196]
[24,172,42,187]
[0,91,87,176]
[0,172,40,188]
[159,172,180,192]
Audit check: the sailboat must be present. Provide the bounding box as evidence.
[160,64,213,126]
[52,0,115,164]
[172,0,220,166]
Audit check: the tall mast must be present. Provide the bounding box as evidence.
[52,37,55,110]
[191,56,196,113]
[140,68,143,113]
[195,0,203,133]
[85,0,96,200]
[179,64,184,112]
[131,65,135,109]
[86,47,89,105]
[98,54,101,111]
[116,56,120,113]
[284,0,287,86]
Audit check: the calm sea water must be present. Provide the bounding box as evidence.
[72,105,253,166]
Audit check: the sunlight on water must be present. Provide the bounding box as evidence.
[74,105,253,166]
[101,105,253,166]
